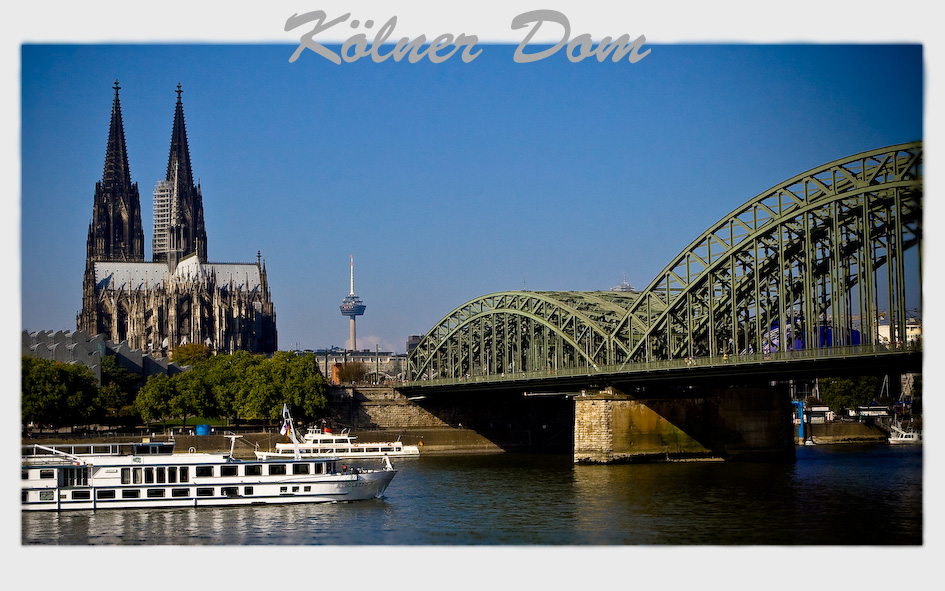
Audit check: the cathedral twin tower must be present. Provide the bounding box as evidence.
[78,81,277,354]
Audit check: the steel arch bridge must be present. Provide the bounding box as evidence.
[406,142,922,383]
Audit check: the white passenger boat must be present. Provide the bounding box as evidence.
[22,407,396,511]
[888,421,922,445]
[255,425,420,460]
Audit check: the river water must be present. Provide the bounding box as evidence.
[22,443,922,546]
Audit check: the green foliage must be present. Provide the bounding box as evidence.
[818,376,881,411]
[171,342,212,367]
[22,350,330,430]
[22,356,99,427]
[132,350,329,427]
[135,373,174,426]
[96,355,141,425]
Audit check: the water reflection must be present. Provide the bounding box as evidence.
[22,446,921,545]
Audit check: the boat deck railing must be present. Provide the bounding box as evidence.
[23,442,140,459]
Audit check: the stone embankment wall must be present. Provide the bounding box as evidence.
[802,422,887,444]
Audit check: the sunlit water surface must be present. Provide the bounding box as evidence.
[22,444,921,545]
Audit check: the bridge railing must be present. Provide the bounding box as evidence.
[403,343,919,388]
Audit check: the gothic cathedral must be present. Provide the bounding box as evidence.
[78,81,277,354]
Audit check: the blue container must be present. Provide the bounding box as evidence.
[195,424,211,436]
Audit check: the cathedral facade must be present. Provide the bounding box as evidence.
[77,81,277,355]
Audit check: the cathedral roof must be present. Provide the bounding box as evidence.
[94,258,263,292]
[94,262,168,291]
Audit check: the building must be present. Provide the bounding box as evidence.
[77,81,277,355]
[297,347,408,384]
[22,329,185,385]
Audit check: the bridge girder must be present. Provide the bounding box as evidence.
[407,142,922,382]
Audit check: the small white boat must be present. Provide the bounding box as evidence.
[256,425,420,460]
[22,406,396,511]
[888,421,922,445]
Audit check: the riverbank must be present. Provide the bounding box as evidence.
[22,427,506,458]
[23,419,909,456]
[800,421,890,444]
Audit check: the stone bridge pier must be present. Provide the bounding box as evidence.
[573,386,796,463]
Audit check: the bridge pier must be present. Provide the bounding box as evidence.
[573,386,795,463]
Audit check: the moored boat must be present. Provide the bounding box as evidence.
[255,425,420,460]
[887,421,922,445]
[22,406,396,511]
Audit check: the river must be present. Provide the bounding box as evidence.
[22,443,921,546]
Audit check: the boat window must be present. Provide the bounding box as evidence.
[196,488,214,497]
[244,486,254,495]
[144,468,154,484]
[245,465,262,476]
[179,467,189,482]
[147,489,165,498]
[172,488,189,498]
[39,490,55,501]
[293,463,310,475]
[121,468,131,484]
[195,466,213,478]
[269,464,287,476]
[96,490,116,500]
[60,466,89,487]
[40,469,55,479]
[220,465,238,477]
[21,470,28,480]
[156,467,166,483]
[168,467,177,483]
[122,490,140,499]
[221,487,239,497]
[303,486,311,492]
[133,468,142,484]
[72,490,91,500]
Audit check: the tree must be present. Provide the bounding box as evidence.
[202,350,264,425]
[283,352,328,421]
[22,356,99,429]
[336,360,368,384]
[818,376,881,412]
[96,355,141,425]
[135,374,175,428]
[171,342,212,367]
[170,369,215,426]
[240,361,281,421]
[22,356,68,427]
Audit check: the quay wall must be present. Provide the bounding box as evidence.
[802,422,887,444]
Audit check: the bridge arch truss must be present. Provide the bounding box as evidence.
[407,142,922,381]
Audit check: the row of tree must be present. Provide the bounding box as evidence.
[136,349,328,427]
[21,347,330,430]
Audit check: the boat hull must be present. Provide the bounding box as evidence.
[22,469,396,512]
[22,443,396,512]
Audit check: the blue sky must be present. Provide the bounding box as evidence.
[19,41,923,353]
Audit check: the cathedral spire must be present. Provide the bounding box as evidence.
[86,79,145,263]
[154,83,208,266]
[166,83,195,191]
[103,79,134,195]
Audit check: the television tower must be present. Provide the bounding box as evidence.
[339,255,366,350]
